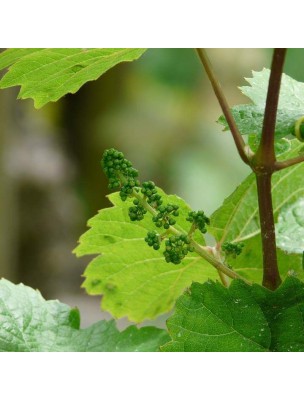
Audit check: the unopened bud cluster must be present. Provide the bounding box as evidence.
[186,211,210,234]
[102,148,212,266]
[102,148,139,191]
[163,234,194,264]
[222,241,244,257]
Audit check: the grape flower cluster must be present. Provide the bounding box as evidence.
[152,204,179,229]
[141,181,162,208]
[102,148,139,191]
[102,148,211,266]
[186,210,210,234]
[222,241,244,257]
[163,234,194,264]
[145,231,161,250]
[128,201,147,221]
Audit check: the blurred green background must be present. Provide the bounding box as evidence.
[1,48,303,326]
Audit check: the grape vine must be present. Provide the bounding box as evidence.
[102,148,248,281]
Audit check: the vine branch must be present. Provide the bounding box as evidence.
[254,49,287,168]
[196,48,251,165]
[274,154,304,170]
[196,48,287,291]
[252,49,286,290]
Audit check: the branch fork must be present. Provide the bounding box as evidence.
[196,48,292,290]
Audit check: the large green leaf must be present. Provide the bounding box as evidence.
[218,69,304,139]
[74,191,218,323]
[162,277,304,352]
[209,139,304,243]
[161,280,270,352]
[0,48,146,108]
[209,173,257,243]
[0,279,169,352]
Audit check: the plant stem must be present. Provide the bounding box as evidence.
[196,48,251,165]
[218,271,230,287]
[191,241,251,284]
[274,154,304,171]
[255,173,281,289]
[254,49,287,167]
[210,245,230,287]
[197,48,287,290]
[251,49,286,290]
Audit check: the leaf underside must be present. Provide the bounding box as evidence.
[0,279,169,352]
[0,48,146,108]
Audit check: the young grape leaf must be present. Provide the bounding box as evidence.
[276,197,304,254]
[161,280,270,352]
[218,69,304,139]
[161,277,304,352]
[0,279,169,352]
[0,48,146,108]
[209,139,304,243]
[74,190,218,323]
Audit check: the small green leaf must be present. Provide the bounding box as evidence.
[0,279,169,352]
[276,198,304,254]
[161,280,270,352]
[74,190,218,323]
[0,48,146,108]
[218,69,304,139]
[162,277,304,352]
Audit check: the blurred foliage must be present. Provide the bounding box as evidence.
[285,49,304,82]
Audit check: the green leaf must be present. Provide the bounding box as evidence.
[218,69,304,139]
[74,190,218,323]
[209,139,304,243]
[162,277,304,352]
[0,48,146,108]
[248,135,291,156]
[0,279,169,352]
[161,280,270,352]
[209,173,258,243]
[230,234,303,283]
[276,198,304,254]
[252,277,304,351]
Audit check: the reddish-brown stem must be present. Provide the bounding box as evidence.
[256,173,281,290]
[254,49,287,168]
[252,49,286,290]
[275,154,304,171]
[197,48,287,291]
[196,49,250,165]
